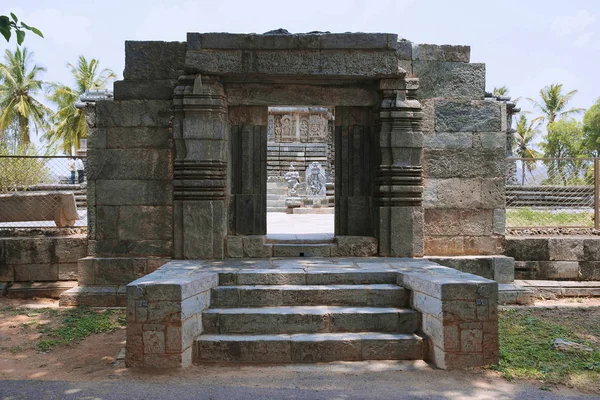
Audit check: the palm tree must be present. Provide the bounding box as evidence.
[0,47,50,146]
[45,55,115,154]
[513,114,542,184]
[528,83,585,125]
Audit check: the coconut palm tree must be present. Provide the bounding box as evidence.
[513,114,542,184]
[45,55,115,154]
[0,47,50,146]
[528,83,585,125]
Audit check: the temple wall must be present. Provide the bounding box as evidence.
[406,44,509,256]
[80,41,184,287]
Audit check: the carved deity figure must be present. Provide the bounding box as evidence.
[284,162,300,196]
[305,162,326,196]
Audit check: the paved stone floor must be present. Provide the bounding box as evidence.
[266,212,334,241]
[164,257,436,272]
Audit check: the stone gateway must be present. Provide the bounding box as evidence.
[60,31,512,371]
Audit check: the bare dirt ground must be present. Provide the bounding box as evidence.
[0,297,598,399]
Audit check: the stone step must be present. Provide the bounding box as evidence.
[194,332,424,363]
[266,200,287,207]
[219,269,398,286]
[267,194,288,200]
[211,284,409,308]
[267,207,287,213]
[202,306,419,334]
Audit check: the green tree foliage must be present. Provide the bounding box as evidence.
[0,47,51,146]
[583,98,600,156]
[493,86,509,96]
[0,145,51,192]
[513,114,542,184]
[528,83,585,125]
[0,13,43,45]
[540,119,588,184]
[45,56,115,154]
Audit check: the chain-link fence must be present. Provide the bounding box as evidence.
[0,156,87,228]
[506,158,598,229]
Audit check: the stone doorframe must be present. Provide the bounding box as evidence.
[171,33,424,259]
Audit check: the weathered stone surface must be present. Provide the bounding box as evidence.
[242,236,272,258]
[333,236,378,257]
[14,264,58,282]
[0,264,14,281]
[186,49,400,78]
[96,180,172,206]
[425,236,465,256]
[412,44,470,62]
[431,178,504,209]
[464,236,504,255]
[413,62,484,100]
[87,148,172,181]
[96,100,172,128]
[395,39,413,60]
[423,132,472,149]
[53,237,87,263]
[93,258,147,286]
[106,127,171,149]
[423,149,506,179]
[548,238,584,261]
[225,236,243,258]
[114,79,178,101]
[123,41,186,80]
[226,83,377,107]
[58,263,78,280]
[195,335,292,363]
[182,200,225,259]
[582,239,600,261]
[4,238,52,265]
[291,334,362,362]
[504,238,550,261]
[493,209,505,235]
[118,206,173,241]
[435,100,501,132]
[472,132,507,150]
[189,32,398,50]
[425,209,493,236]
[579,262,600,280]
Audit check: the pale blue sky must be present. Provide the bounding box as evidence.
[2,0,599,135]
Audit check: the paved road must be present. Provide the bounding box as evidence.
[1,364,596,400]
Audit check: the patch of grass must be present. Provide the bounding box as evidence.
[34,307,126,352]
[494,309,600,392]
[506,208,593,228]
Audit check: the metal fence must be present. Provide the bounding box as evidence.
[506,158,599,229]
[0,156,87,228]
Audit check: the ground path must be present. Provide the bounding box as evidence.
[0,361,595,400]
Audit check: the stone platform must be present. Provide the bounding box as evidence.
[125,258,499,370]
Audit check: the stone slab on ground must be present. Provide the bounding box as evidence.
[515,280,600,298]
[6,281,77,299]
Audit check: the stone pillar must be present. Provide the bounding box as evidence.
[376,78,424,257]
[173,75,228,259]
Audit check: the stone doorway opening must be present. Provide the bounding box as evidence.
[265,106,335,242]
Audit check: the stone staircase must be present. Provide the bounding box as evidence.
[267,181,288,213]
[194,270,425,363]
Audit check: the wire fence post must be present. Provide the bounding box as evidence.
[595,157,599,230]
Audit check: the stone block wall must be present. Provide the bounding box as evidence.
[125,263,218,368]
[506,237,600,280]
[81,41,185,287]
[405,44,507,256]
[0,235,86,283]
[397,264,499,369]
